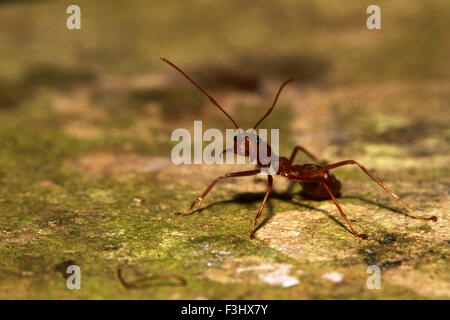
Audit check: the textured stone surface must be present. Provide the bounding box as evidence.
[0,0,448,299]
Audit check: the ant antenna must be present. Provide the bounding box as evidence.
[253,78,294,129]
[160,58,239,129]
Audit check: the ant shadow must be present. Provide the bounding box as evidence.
[186,181,412,237]
[116,269,187,289]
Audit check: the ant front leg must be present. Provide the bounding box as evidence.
[310,160,437,222]
[289,145,327,165]
[176,169,260,216]
[250,175,273,239]
[252,164,265,183]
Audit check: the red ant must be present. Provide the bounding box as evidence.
[161,58,437,240]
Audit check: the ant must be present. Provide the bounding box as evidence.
[161,57,437,240]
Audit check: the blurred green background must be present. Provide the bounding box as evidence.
[0,0,448,299]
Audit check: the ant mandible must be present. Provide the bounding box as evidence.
[161,58,437,240]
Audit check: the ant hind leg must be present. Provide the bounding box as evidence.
[321,182,368,239]
[312,160,437,222]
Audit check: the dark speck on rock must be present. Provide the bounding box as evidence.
[54,260,77,279]
[359,249,377,266]
[379,234,397,244]
[380,260,403,270]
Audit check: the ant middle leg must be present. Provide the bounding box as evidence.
[176,169,260,216]
[289,145,327,165]
[309,160,437,222]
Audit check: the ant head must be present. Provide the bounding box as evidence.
[161,58,292,165]
[233,132,260,157]
[222,131,272,164]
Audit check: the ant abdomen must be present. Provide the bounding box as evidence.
[299,164,341,200]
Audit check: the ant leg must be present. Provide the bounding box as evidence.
[252,164,265,183]
[289,145,327,165]
[321,182,368,239]
[311,160,437,222]
[176,169,260,216]
[250,175,273,239]
[288,173,367,239]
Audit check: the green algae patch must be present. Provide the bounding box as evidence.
[0,0,449,300]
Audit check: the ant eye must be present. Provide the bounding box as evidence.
[256,137,260,144]
[233,136,238,142]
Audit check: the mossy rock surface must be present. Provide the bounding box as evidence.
[0,0,448,299]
